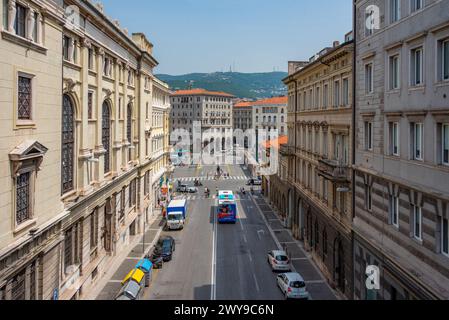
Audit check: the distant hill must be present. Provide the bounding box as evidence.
[156,72,288,99]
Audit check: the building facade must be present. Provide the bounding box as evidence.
[353,0,449,300]
[170,89,234,155]
[0,0,171,300]
[282,38,354,298]
[233,101,253,132]
[252,97,288,136]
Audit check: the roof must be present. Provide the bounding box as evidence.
[171,88,235,98]
[284,272,305,282]
[168,199,187,208]
[252,96,287,106]
[234,101,254,108]
[263,135,288,149]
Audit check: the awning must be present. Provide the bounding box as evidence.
[136,258,153,272]
[122,268,145,285]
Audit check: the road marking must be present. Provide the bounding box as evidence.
[257,229,265,240]
[252,274,260,292]
[248,252,253,263]
[243,235,248,243]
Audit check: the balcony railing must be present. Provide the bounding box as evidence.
[317,158,349,182]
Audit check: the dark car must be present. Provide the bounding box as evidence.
[152,236,176,262]
[247,178,262,186]
[147,254,163,269]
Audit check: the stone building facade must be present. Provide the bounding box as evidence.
[353,0,449,300]
[252,97,288,136]
[233,101,253,132]
[282,38,354,298]
[170,89,234,156]
[0,0,171,300]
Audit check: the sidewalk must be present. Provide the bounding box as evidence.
[250,192,343,300]
[86,211,165,300]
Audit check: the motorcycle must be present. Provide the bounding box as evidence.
[194,180,203,187]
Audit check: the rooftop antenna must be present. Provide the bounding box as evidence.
[188,80,194,90]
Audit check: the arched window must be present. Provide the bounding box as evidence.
[102,101,111,173]
[62,94,75,194]
[127,103,132,161]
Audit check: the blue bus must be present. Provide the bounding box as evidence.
[217,191,237,224]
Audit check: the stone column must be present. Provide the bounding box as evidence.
[78,38,93,195]
[35,12,42,44]
[67,37,75,63]
[122,63,130,168]
[7,0,16,33]
[112,59,122,177]
[26,8,35,41]
[93,47,106,185]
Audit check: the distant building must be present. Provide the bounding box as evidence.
[170,89,234,154]
[233,101,253,132]
[252,97,288,136]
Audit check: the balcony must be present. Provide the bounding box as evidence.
[317,158,349,183]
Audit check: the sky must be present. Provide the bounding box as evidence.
[101,0,353,75]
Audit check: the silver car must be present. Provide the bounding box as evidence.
[277,272,309,300]
[267,250,291,272]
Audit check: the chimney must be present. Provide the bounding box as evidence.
[333,41,340,48]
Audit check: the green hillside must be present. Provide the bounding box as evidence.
[156,72,287,99]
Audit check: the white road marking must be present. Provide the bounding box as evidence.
[252,274,260,292]
[243,234,248,243]
[248,252,253,262]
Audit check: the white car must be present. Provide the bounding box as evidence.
[267,250,291,272]
[277,272,309,300]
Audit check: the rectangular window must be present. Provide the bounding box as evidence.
[390,122,400,156]
[413,206,422,240]
[365,121,373,151]
[88,48,94,70]
[365,63,374,94]
[334,81,340,107]
[16,172,31,225]
[442,217,449,256]
[411,47,423,86]
[389,55,400,90]
[443,123,449,165]
[343,78,349,105]
[443,40,449,81]
[390,0,400,23]
[366,185,372,211]
[2,0,7,30]
[413,122,423,160]
[88,91,93,120]
[323,131,328,158]
[411,0,423,13]
[90,210,98,250]
[18,75,32,120]
[63,36,70,61]
[315,87,320,109]
[323,84,328,108]
[15,3,26,38]
[390,195,399,227]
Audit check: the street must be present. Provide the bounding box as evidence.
[145,164,337,300]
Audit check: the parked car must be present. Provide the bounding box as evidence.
[176,184,198,193]
[247,178,262,186]
[267,250,291,272]
[148,255,163,269]
[276,273,309,300]
[153,236,176,262]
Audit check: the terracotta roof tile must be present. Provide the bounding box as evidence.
[171,88,235,98]
[252,96,287,106]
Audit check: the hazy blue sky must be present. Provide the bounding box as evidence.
[102,0,352,75]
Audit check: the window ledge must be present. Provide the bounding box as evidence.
[13,219,37,236]
[63,60,81,71]
[434,80,449,88]
[408,85,425,93]
[1,30,47,54]
[14,121,36,130]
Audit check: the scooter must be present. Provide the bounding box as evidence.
[194,180,203,187]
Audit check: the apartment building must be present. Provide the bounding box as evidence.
[233,101,253,132]
[252,97,288,136]
[0,0,171,300]
[282,37,354,297]
[170,89,234,154]
[353,0,449,299]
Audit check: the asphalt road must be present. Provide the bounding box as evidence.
[146,164,283,300]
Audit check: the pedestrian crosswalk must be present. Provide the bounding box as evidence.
[175,175,249,182]
[175,194,249,201]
